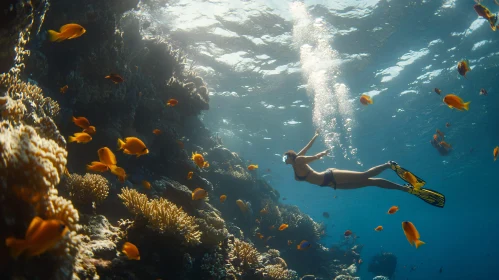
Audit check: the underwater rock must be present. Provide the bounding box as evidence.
[79,215,121,260]
[334,275,360,280]
[0,0,49,73]
[368,252,397,278]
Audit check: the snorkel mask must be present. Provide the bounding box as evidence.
[282,154,288,163]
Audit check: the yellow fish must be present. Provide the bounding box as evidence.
[142,180,151,190]
[48,23,86,42]
[443,94,470,111]
[87,161,109,172]
[192,188,208,200]
[68,132,92,144]
[5,217,68,258]
[122,242,140,260]
[118,137,149,157]
[191,152,209,168]
[247,164,259,171]
[402,221,425,249]
[403,171,424,190]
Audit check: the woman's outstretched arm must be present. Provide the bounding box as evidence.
[297,129,320,156]
[296,150,328,164]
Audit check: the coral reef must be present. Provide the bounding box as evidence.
[65,173,110,206]
[229,238,260,269]
[118,187,201,245]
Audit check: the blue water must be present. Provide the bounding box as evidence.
[140,0,499,279]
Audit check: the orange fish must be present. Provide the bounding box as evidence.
[83,126,96,135]
[48,23,86,42]
[446,122,451,128]
[72,116,91,129]
[110,166,127,182]
[152,129,162,135]
[358,259,363,264]
[166,99,178,106]
[494,146,498,161]
[297,240,311,250]
[287,240,293,246]
[436,129,444,139]
[142,180,151,190]
[457,60,471,78]
[220,195,227,203]
[260,208,268,215]
[187,171,194,180]
[269,225,275,230]
[344,230,352,237]
[278,224,289,231]
[122,242,140,260]
[192,188,208,200]
[98,147,117,166]
[359,94,373,105]
[247,164,259,171]
[87,161,110,172]
[403,171,424,190]
[60,85,68,94]
[177,140,184,149]
[439,141,452,149]
[402,221,425,249]
[480,88,488,96]
[433,134,439,142]
[118,137,149,157]
[5,217,68,258]
[236,199,248,212]
[191,152,209,168]
[387,206,399,214]
[256,233,264,239]
[68,132,92,143]
[105,74,124,84]
[374,226,383,232]
[434,88,442,95]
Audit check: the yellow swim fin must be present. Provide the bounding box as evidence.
[389,161,426,189]
[408,186,445,208]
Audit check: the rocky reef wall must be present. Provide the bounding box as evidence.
[0,1,374,279]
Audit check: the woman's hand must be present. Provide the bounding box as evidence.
[314,129,320,138]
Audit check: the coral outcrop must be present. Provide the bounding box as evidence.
[65,173,110,205]
[118,187,201,245]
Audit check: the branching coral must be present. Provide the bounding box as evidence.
[118,187,201,245]
[261,264,299,280]
[196,210,229,246]
[65,173,110,205]
[229,238,260,269]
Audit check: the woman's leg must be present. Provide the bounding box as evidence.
[333,162,391,184]
[336,178,409,192]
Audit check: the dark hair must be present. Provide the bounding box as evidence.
[284,150,297,161]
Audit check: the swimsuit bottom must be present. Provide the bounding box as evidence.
[320,169,337,190]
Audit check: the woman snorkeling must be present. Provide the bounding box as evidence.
[283,130,445,208]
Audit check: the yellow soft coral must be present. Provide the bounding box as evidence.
[118,187,201,245]
[65,173,110,205]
